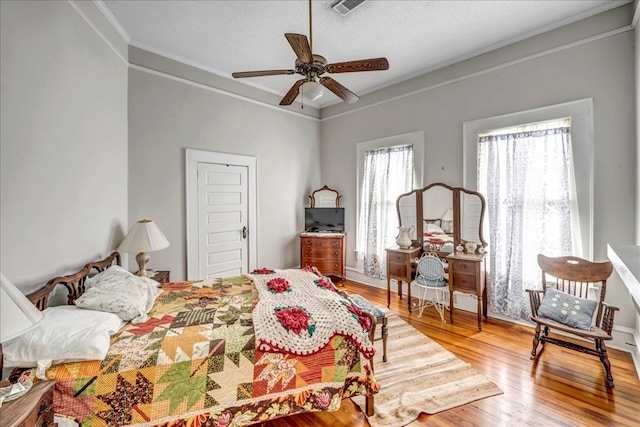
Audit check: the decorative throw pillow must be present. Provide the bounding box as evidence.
[537,288,598,330]
[76,266,161,323]
[2,305,123,370]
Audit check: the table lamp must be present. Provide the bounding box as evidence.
[441,208,454,233]
[1,273,45,371]
[117,219,170,277]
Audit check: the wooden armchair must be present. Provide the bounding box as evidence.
[526,254,618,387]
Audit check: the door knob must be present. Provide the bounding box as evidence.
[242,226,248,239]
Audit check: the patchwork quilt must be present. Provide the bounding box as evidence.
[40,271,378,427]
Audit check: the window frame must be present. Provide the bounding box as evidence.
[463,98,594,259]
[356,131,424,257]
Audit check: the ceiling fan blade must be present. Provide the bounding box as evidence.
[325,57,389,73]
[279,79,306,106]
[318,77,359,104]
[285,33,313,64]
[232,69,295,78]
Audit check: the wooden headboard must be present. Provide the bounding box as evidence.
[26,252,121,311]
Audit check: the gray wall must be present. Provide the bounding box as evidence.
[0,1,636,333]
[321,7,637,328]
[0,1,128,291]
[127,67,321,280]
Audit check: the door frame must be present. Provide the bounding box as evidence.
[186,148,257,280]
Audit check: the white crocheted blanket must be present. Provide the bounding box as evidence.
[247,269,376,359]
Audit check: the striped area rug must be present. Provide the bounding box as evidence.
[352,313,503,427]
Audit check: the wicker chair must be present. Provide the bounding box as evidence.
[526,254,618,387]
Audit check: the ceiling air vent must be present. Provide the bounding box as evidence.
[331,0,367,16]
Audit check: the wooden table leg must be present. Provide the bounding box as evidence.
[387,277,391,308]
[477,295,482,331]
[407,281,412,313]
[482,288,488,319]
[449,285,455,324]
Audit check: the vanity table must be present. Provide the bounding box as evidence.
[393,183,488,326]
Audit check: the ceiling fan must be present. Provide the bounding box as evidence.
[232,0,389,106]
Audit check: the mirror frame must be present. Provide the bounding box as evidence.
[396,189,420,246]
[309,185,342,208]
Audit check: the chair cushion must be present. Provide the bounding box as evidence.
[537,288,598,330]
[350,294,386,318]
[415,275,448,287]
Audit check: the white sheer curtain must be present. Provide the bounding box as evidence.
[357,145,413,279]
[477,118,581,320]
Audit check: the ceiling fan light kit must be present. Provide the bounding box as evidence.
[232,0,388,107]
[302,81,325,102]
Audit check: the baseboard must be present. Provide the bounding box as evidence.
[345,268,640,379]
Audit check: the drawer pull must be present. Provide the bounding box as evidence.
[38,402,52,416]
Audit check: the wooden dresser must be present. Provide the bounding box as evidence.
[0,380,55,427]
[300,233,346,282]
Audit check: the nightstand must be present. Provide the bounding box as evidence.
[0,380,55,427]
[151,270,170,284]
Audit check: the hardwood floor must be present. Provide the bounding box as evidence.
[266,280,640,427]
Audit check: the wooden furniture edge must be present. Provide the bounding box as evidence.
[25,251,121,310]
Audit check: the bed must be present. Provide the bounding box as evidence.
[4,252,378,426]
[423,222,454,254]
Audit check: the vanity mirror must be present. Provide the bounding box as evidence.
[309,185,342,208]
[396,182,487,253]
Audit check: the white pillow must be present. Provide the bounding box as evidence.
[2,305,123,369]
[76,266,161,323]
[425,223,445,234]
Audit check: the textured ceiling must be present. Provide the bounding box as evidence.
[101,0,629,107]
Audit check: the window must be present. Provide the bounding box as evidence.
[463,98,594,319]
[356,132,424,279]
[477,118,582,319]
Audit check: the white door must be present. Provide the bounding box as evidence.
[186,149,257,280]
[198,163,248,279]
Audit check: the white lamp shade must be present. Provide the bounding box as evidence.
[302,81,324,102]
[1,273,44,342]
[441,208,454,221]
[117,219,170,253]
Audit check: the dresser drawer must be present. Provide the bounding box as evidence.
[301,246,342,260]
[450,260,476,275]
[388,262,409,277]
[312,260,344,276]
[387,251,411,264]
[452,272,477,291]
[300,237,343,248]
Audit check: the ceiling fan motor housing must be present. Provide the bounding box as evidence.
[295,54,327,77]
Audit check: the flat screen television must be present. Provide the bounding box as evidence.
[304,207,345,232]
